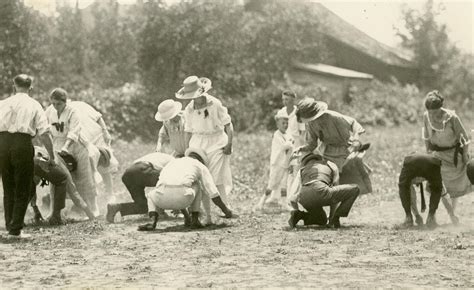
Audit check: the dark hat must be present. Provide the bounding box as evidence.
[58,151,77,172]
[300,152,323,166]
[424,90,444,110]
[296,98,328,123]
[467,158,474,185]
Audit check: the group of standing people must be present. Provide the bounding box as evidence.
[1,73,473,238]
[0,74,118,238]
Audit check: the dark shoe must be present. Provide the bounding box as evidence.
[46,215,64,226]
[328,216,341,228]
[190,212,204,229]
[288,210,303,228]
[415,215,424,226]
[106,204,119,223]
[425,214,438,229]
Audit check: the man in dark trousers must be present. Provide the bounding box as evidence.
[398,153,443,229]
[106,152,176,223]
[288,150,360,228]
[0,74,56,238]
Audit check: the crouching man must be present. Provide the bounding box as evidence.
[138,148,234,231]
[288,150,360,228]
[398,153,443,229]
[31,147,95,224]
[106,152,175,223]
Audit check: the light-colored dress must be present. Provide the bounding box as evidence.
[156,113,188,157]
[45,104,98,209]
[422,109,471,197]
[267,130,293,191]
[277,106,305,147]
[184,94,232,194]
[69,101,118,187]
[305,109,372,194]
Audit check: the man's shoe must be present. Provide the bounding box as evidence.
[288,210,303,228]
[328,216,341,229]
[106,204,119,223]
[190,212,204,229]
[415,215,424,226]
[7,232,32,239]
[425,214,438,229]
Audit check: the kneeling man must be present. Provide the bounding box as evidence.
[288,150,360,228]
[106,152,175,223]
[398,153,443,229]
[138,148,234,231]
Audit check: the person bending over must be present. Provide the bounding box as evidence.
[138,148,234,231]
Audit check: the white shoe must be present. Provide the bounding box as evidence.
[8,232,32,239]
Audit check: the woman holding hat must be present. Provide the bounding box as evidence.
[296,98,372,195]
[422,90,471,223]
[155,99,188,157]
[177,76,234,207]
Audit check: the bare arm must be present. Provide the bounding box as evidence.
[39,132,56,164]
[223,123,233,155]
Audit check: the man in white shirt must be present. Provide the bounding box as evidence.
[138,148,234,231]
[0,74,56,238]
[278,90,306,148]
[106,152,176,223]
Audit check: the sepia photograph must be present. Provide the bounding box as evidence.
[0,0,473,287]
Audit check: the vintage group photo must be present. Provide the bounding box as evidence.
[0,0,473,287]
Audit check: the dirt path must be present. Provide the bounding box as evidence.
[0,192,472,288]
[0,127,473,287]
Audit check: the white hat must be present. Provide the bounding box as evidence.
[175,76,212,100]
[185,147,209,166]
[155,99,182,122]
[274,109,289,120]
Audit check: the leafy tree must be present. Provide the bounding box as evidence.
[87,0,138,88]
[49,1,89,91]
[396,0,458,89]
[0,0,51,95]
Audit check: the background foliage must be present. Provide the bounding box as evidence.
[0,0,472,140]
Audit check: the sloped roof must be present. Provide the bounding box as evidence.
[293,62,374,79]
[311,2,415,68]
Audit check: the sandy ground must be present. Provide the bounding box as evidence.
[0,127,473,288]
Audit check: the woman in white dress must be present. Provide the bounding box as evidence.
[176,76,233,224]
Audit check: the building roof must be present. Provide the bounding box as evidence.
[293,62,374,80]
[311,2,415,68]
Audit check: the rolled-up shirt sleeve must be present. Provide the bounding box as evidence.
[66,109,81,142]
[197,162,219,198]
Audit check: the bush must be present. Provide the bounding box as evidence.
[75,83,161,142]
[226,79,424,132]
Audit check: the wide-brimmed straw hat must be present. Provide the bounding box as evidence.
[175,76,212,100]
[155,99,182,122]
[296,98,328,123]
[185,147,209,166]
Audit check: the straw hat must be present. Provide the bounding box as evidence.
[155,99,182,122]
[175,76,212,100]
[185,147,209,166]
[296,98,328,123]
